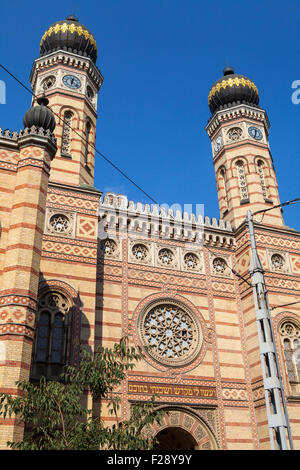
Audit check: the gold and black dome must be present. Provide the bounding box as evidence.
[208,67,259,114]
[40,15,97,63]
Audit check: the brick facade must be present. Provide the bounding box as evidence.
[0,16,299,450]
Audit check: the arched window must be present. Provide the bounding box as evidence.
[235,160,248,201]
[31,291,71,379]
[257,159,269,200]
[61,110,73,157]
[219,168,229,213]
[85,121,91,165]
[279,320,300,395]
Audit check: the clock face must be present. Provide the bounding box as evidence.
[62,75,81,89]
[248,126,263,140]
[214,136,223,152]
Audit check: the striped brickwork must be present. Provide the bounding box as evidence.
[30,55,102,189]
[40,182,101,354]
[0,36,298,451]
[235,223,300,448]
[0,134,56,448]
[206,111,284,230]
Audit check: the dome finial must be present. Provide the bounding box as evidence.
[66,13,78,22]
[37,91,49,107]
[223,66,234,76]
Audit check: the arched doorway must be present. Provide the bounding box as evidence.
[145,408,219,450]
[153,427,197,450]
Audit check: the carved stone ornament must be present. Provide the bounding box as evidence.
[182,249,205,273]
[37,71,59,95]
[267,249,290,274]
[44,208,76,238]
[227,126,243,142]
[209,253,232,278]
[99,238,121,260]
[138,300,202,367]
[128,239,153,265]
[155,244,179,269]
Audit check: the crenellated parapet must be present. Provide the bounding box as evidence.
[98,192,236,248]
[0,126,57,156]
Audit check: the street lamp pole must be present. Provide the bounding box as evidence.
[247,210,294,450]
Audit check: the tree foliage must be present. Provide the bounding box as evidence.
[0,338,165,450]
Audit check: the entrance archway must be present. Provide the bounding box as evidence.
[144,408,219,450]
[153,427,197,450]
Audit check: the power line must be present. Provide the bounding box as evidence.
[0,63,159,205]
[253,197,300,222]
[271,300,300,311]
[206,246,252,287]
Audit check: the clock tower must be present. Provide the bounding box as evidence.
[205,67,284,230]
[29,15,103,187]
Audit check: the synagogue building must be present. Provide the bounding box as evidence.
[0,15,299,450]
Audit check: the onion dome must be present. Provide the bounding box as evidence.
[208,67,259,115]
[40,15,97,63]
[23,95,56,132]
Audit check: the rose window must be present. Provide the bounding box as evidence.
[102,239,117,256]
[38,291,70,316]
[140,303,201,366]
[158,248,174,265]
[49,214,70,233]
[213,257,227,274]
[184,253,199,270]
[132,244,148,261]
[280,322,300,339]
[228,127,242,141]
[271,254,285,270]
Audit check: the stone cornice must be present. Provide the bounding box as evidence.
[205,104,270,139]
[48,181,102,198]
[29,50,103,92]
[235,218,300,241]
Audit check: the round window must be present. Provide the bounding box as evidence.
[138,301,202,367]
[49,214,70,233]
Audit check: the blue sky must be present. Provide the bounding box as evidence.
[1,0,300,230]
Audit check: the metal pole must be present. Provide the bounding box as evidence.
[247,210,294,450]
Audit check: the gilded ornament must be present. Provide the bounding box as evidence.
[208,76,259,104]
[77,25,83,36]
[61,23,68,33]
[40,23,98,53]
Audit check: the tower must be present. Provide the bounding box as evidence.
[29,15,103,187]
[0,98,57,446]
[205,67,284,230]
